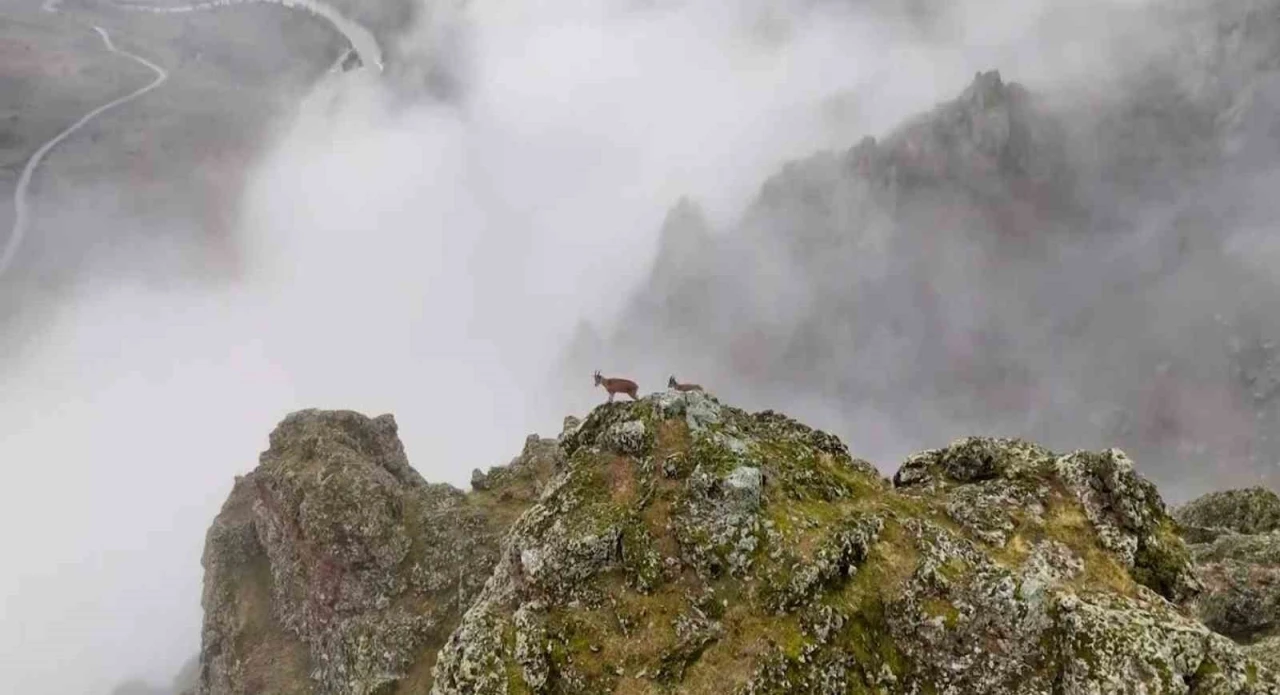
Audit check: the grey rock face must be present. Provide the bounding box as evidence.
[895,436,1201,604]
[197,410,556,695]
[1179,486,1280,647]
[1176,487,1280,536]
[724,465,763,512]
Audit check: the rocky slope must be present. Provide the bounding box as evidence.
[197,394,1280,694]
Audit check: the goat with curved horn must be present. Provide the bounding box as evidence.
[594,370,639,403]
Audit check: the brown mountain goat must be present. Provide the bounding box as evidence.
[594,370,639,403]
[668,375,704,392]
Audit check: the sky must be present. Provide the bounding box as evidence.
[0,0,1250,692]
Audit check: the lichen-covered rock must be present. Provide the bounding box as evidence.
[431,393,889,694]
[1246,635,1280,673]
[426,397,1276,694]
[469,434,564,506]
[1192,532,1280,642]
[1176,487,1280,537]
[197,410,555,695]
[203,401,1280,695]
[1051,588,1267,694]
[1178,486,1280,649]
[895,437,1202,604]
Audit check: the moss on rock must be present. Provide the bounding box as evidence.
[1179,486,1280,650]
[1176,487,1280,537]
[197,410,557,695]
[199,398,1280,695]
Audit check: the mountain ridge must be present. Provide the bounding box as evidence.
[563,0,1280,495]
[194,393,1280,694]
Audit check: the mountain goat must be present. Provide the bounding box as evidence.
[593,370,639,403]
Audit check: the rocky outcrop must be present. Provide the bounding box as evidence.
[1177,487,1280,538]
[199,398,1280,694]
[426,393,1270,694]
[894,437,1201,603]
[197,409,558,695]
[845,70,1073,206]
[1190,532,1280,643]
[1176,487,1280,656]
[743,70,1076,273]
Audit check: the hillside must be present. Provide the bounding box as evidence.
[0,0,343,337]
[195,392,1280,694]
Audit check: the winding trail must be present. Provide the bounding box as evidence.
[3,0,382,281]
[0,25,169,280]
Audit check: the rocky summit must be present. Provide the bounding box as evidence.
[198,410,561,695]
[198,394,1280,694]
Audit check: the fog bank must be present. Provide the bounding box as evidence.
[0,0,1245,692]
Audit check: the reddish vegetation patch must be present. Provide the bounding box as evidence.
[609,455,638,505]
[0,38,82,78]
[654,420,691,459]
